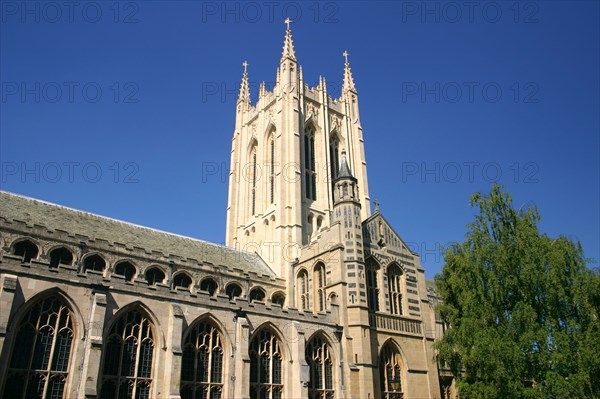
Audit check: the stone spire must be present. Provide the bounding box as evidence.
[342,50,356,93]
[337,149,356,181]
[281,17,296,62]
[238,60,250,104]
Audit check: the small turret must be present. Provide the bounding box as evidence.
[333,150,360,206]
[238,60,250,105]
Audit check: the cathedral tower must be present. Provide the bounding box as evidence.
[225,20,371,278]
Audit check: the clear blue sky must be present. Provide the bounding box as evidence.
[1,1,598,279]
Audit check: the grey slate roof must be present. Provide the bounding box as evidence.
[0,191,275,277]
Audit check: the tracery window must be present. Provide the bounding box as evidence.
[380,344,403,399]
[304,126,317,200]
[387,264,403,315]
[3,295,74,399]
[269,135,275,204]
[12,239,38,263]
[306,335,334,399]
[314,263,326,312]
[100,309,154,399]
[329,136,339,187]
[297,269,309,311]
[251,144,258,216]
[180,320,224,399]
[250,330,283,399]
[366,260,380,312]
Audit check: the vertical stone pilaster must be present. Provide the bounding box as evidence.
[289,321,308,399]
[234,315,250,399]
[165,304,184,399]
[0,274,18,392]
[81,291,107,398]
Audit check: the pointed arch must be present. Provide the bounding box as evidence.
[10,237,40,263]
[296,267,310,311]
[2,289,80,399]
[329,131,341,187]
[81,253,107,274]
[99,302,163,399]
[180,314,227,399]
[103,301,166,350]
[113,260,137,282]
[379,339,405,398]
[199,277,218,296]
[144,265,166,286]
[248,140,259,216]
[305,331,335,399]
[172,271,193,290]
[270,291,286,307]
[313,262,327,312]
[249,322,286,399]
[48,246,74,269]
[304,122,318,201]
[225,282,243,300]
[366,257,381,312]
[386,262,404,315]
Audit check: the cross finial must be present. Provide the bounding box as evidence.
[242,60,248,72]
[284,17,292,30]
[374,199,380,212]
[343,50,349,64]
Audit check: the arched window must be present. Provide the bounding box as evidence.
[114,261,136,282]
[314,263,326,312]
[366,260,380,312]
[83,254,106,273]
[249,287,266,302]
[12,239,38,263]
[380,343,403,399]
[100,309,154,399]
[271,292,285,307]
[329,135,339,188]
[180,320,223,399]
[2,295,74,399]
[304,125,317,201]
[49,247,73,269]
[306,335,334,399]
[199,278,218,296]
[173,273,192,290]
[269,134,275,204]
[250,144,258,216]
[145,267,165,286]
[225,283,242,300]
[387,264,403,315]
[297,269,309,311]
[250,329,283,399]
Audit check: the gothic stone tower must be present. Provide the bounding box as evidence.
[225,21,371,281]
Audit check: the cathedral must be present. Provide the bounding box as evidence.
[0,22,454,399]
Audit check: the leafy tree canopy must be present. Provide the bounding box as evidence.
[434,185,600,398]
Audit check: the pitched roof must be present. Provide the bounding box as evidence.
[0,191,275,277]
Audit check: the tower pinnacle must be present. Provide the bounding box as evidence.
[281,18,296,62]
[238,60,250,104]
[342,50,356,93]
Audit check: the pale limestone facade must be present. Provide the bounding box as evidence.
[0,24,455,399]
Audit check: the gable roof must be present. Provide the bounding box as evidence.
[0,191,275,277]
[362,211,419,257]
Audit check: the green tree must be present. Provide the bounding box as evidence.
[434,185,599,398]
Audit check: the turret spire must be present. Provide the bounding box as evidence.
[337,149,355,180]
[238,60,250,104]
[281,18,296,62]
[342,50,356,93]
